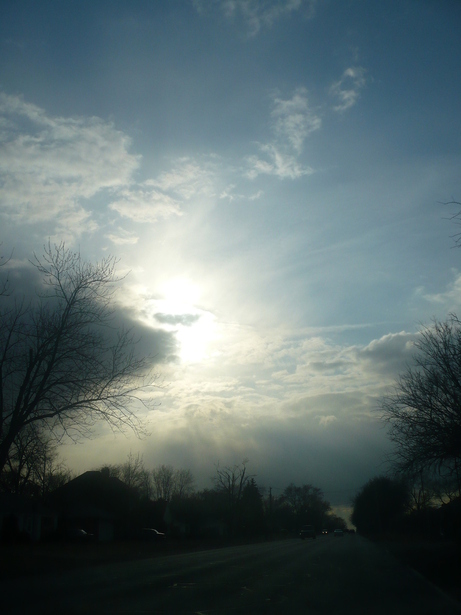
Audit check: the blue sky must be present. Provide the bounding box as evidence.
[1,0,461,516]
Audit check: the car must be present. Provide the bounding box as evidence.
[141,528,166,540]
[66,528,94,542]
[299,525,316,539]
[321,529,328,535]
[333,529,344,537]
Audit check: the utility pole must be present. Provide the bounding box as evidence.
[269,487,273,538]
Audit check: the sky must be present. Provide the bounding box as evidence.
[1,0,461,519]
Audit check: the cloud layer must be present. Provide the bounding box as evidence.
[0,94,138,233]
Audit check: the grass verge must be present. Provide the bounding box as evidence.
[375,536,461,603]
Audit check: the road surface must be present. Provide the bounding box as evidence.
[2,535,459,614]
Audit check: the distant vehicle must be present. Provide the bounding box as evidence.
[321,529,328,535]
[299,525,316,539]
[333,529,344,537]
[66,528,94,542]
[141,528,166,540]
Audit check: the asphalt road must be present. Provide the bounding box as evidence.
[2,535,460,614]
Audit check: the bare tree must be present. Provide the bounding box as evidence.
[445,200,461,247]
[214,460,252,502]
[175,468,195,498]
[151,464,177,501]
[0,246,11,297]
[1,424,72,496]
[213,460,253,536]
[0,242,156,474]
[381,315,461,485]
[119,451,152,499]
[99,451,152,498]
[407,471,437,512]
[151,464,195,501]
[31,436,73,497]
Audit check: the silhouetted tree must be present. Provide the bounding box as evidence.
[351,476,410,535]
[381,316,461,485]
[239,478,265,536]
[0,424,71,496]
[0,243,155,474]
[151,464,176,500]
[175,468,195,498]
[447,200,461,247]
[0,245,11,297]
[213,460,253,536]
[281,483,331,530]
[404,470,440,512]
[151,464,194,501]
[119,452,151,498]
[100,452,152,499]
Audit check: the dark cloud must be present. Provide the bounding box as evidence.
[114,308,178,366]
[154,312,201,326]
[285,391,374,420]
[354,331,417,380]
[139,408,392,510]
[0,255,178,368]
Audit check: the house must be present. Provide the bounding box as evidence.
[0,493,57,542]
[47,469,139,541]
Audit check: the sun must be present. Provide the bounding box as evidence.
[176,310,216,363]
[161,278,200,312]
[157,277,217,363]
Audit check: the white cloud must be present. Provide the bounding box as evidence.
[272,87,321,153]
[108,156,218,220]
[109,186,183,223]
[157,323,413,429]
[330,67,366,113]
[0,93,139,233]
[0,88,321,235]
[246,144,314,179]
[148,158,217,200]
[194,0,316,37]
[246,89,319,179]
[105,227,139,245]
[317,414,338,427]
[59,320,403,503]
[219,184,244,201]
[0,94,204,241]
[249,189,264,200]
[52,206,100,244]
[417,271,461,312]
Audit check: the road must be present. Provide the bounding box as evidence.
[2,535,460,614]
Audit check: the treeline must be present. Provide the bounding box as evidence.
[351,471,461,540]
[352,313,461,540]
[96,456,347,539]
[98,453,195,501]
[1,445,347,539]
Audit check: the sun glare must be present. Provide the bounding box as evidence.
[176,311,216,363]
[162,278,200,311]
[155,277,216,363]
